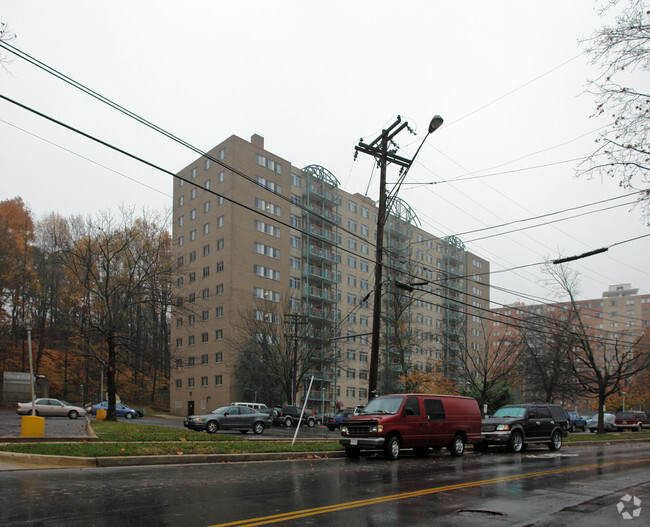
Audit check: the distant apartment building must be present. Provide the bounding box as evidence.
[170,134,490,416]
[488,283,650,410]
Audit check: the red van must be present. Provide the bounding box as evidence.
[339,393,482,459]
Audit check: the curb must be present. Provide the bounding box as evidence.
[0,449,346,470]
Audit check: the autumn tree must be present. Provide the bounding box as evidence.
[53,206,172,420]
[579,0,650,221]
[399,368,458,395]
[547,263,650,432]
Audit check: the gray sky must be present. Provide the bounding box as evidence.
[1,0,648,307]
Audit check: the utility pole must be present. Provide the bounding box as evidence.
[355,117,412,401]
[355,115,443,402]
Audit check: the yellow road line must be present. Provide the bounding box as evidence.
[210,457,650,527]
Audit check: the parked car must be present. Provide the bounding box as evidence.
[476,403,569,453]
[586,413,617,432]
[16,398,86,419]
[339,393,482,459]
[273,405,316,427]
[568,411,587,432]
[326,409,356,431]
[184,405,272,434]
[614,411,650,432]
[88,401,141,419]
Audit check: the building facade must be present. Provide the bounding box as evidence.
[488,283,650,412]
[170,134,490,416]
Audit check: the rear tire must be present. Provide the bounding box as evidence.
[68,410,79,420]
[125,412,134,420]
[548,430,563,451]
[449,435,465,457]
[253,421,264,435]
[307,418,315,427]
[384,435,401,460]
[283,416,293,427]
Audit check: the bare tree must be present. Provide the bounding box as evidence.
[579,0,650,221]
[0,21,17,71]
[450,314,520,415]
[547,263,650,432]
[54,206,172,420]
[518,308,581,404]
[233,297,331,405]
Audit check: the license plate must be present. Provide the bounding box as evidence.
[350,439,358,445]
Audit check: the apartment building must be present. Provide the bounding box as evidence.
[170,134,490,416]
[488,283,650,410]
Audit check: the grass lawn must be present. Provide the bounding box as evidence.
[565,430,650,443]
[0,421,343,457]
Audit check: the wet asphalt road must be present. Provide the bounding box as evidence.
[1,437,648,526]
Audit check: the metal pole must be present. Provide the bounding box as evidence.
[26,322,36,416]
[292,375,315,445]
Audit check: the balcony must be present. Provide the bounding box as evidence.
[307,183,342,206]
[305,203,342,225]
[305,305,341,323]
[304,245,341,265]
[307,224,341,245]
[305,285,340,302]
[304,265,341,284]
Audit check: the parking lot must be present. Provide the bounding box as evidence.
[0,408,341,440]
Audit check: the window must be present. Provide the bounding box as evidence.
[188,336,195,346]
[216,261,224,272]
[360,242,369,255]
[190,229,196,241]
[179,196,184,207]
[360,206,369,218]
[215,375,223,386]
[255,198,281,217]
[290,193,302,206]
[359,351,368,362]
[254,242,280,259]
[201,354,209,365]
[203,244,210,257]
[290,235,301,248]
[256,176,281,194]
[201,376,208,387]
[216,306,223,318]
[254,264,280,281]
[348,256,357,268]
[347,350,356,360]
[348,238,357,250]
[202,310,209,321]
[203,201,210,213]
[360,260,369,272]
[424,399,446,420]
[175,379,182,389]
[189,250,196,262]
[178,215,184,227]
[176,318,182,328]
[177,277,184,287]
[202,288,209,299]
[202,266,210,278]
[178,235,184,247]
[290,214,302,228]
[255,220,281,238]
[216,238,225,250]
[289,277,301,289]
[254,287,280,302]
[175,338,182,348]
[215,331,223,343]
[346,387,356,397]
[360,224,369,237]
[191,188,197,200]
[203,223,210,234]
[215,283,223,295]
[189,272,196,283]
[290,256,301,269]
[348,201,357,213]
[348,219,357,231]
[291,173,302,187]
[348,275,357,287]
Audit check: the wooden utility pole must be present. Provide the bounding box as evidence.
[355,117,412,401]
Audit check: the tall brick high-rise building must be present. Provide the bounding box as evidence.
[170,134,490,416]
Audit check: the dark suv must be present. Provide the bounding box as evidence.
[476,403,569,453]
[274,405,315,427]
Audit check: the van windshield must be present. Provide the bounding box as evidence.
[492,406,527,418]
[359,396,404,415]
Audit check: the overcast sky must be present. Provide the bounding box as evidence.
[1,1,648,307]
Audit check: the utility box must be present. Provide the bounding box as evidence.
[21,415,45,437]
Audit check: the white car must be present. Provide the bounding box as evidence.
[16,398,87,419]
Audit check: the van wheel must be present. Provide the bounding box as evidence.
[283,416,293,427]
[345,446,360,458]
[449,435,465,457]
[414,446,429,457]
[384,436,401,460]
[508,431,524,453]
[548,430,563,451]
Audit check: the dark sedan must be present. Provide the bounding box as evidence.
[184,405,272,434]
